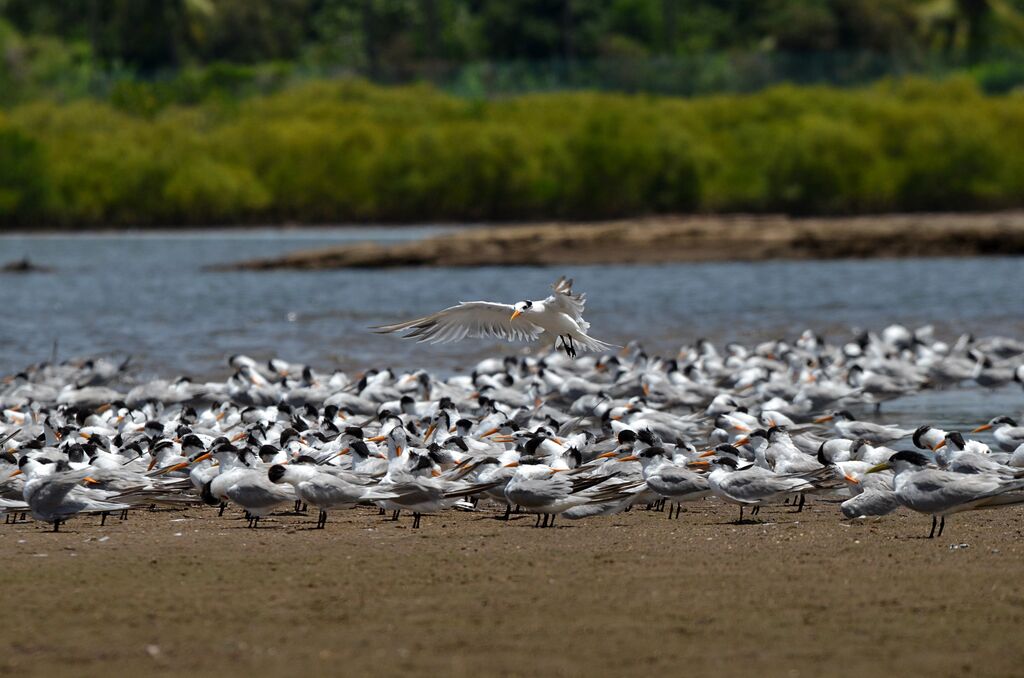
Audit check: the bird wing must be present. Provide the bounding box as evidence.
[373,301,542,344]
[544,277,588,328]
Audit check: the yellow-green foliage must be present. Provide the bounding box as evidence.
[3,76,1024,226]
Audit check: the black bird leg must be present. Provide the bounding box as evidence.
[412,513,421,529]
[937,516,945,537]
[503,503,511,521]
[928,515,937,538]
[100,512,108,526]
[391,509,401,521]
[218,502,226,517]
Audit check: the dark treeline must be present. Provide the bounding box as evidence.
[4,0,1024,77]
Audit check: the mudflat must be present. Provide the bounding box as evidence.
[220,211,1024,270]
[3,500,1022,678]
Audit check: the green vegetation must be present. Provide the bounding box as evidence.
[6,2,1024,226]
[6,1,1024,102]
[3,76,1024,227]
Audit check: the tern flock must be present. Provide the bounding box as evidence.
[2,278,1024,538]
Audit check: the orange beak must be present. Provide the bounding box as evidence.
[395,446,403,456]
[147,456,158,471]
[733,437,750,447]
[431,469,442,477]
[972,424,992,433]
[503,461,519,468]
[154,461,190,476]
[687,460,710,468]
[83,477,100,485]
[618,455,639,462]
[230,431,247,442]
[9,469,22,478]
[932,440,946,450]
[480,427,500,438]
[366,435,387,443]
[814,415,834,424]
[510,309,522,321]
[192,452,212,464]
[698,449,716,458]
[424,424,437,441]
[642,384,650,396]
[843,474,859,484]
[596,451,619,459]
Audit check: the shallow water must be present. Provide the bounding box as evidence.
[1,228,1023,377]
[2,227,1023,433]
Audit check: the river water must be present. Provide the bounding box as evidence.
[1,228,1022,393]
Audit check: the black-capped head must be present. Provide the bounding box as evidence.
[411,452,435,472]
[912,425,931,450]
[638,446,668,459]
[67,444,86,464]
[714,444,741,457]
[637,429,659,447]
[350,440,371,459]
[991,416,1018,427]
[816,441,830,466]
[617,429,638,445]
[258,445,279,462]
[523,436,545,456]
[888,450,930,467]
[446,436,469,453]
[267,464,287,484]
[565,447,582,468]
[150,438,175,453]
[295,455,318,465]
[713,456,739,469]
[945,431,966,450]
[279,428,300,447]
[344,426,365,440]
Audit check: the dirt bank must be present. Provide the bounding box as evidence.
[217,212,1024,270]
[3,500,1023,677]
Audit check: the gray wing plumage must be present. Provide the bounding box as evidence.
[373,301,542,344]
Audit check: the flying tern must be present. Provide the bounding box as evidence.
[373,277,616,358]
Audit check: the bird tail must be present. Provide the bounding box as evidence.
[574,331,619,353]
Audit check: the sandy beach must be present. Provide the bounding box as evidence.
[4,500,1022,678]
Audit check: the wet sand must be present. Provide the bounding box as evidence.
[4,500,1023,677]
[219,212,1024,270]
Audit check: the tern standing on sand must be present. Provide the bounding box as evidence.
[373,277,616,358]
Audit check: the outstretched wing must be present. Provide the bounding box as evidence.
[545,276,588,328]
[373,301,542,344]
